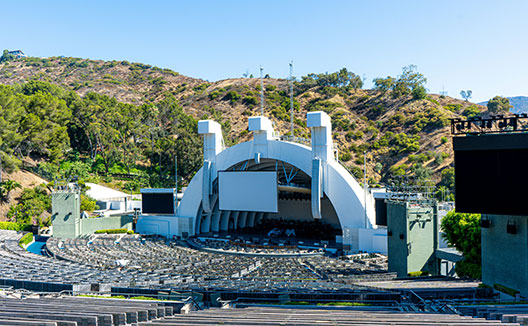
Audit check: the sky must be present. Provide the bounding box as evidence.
[1,0,527,102]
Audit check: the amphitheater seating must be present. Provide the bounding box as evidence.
[0,294,519,326]
[140,306,519,326]
[457,304,528,325]
[40,233,393,292]
[0,294,181,326]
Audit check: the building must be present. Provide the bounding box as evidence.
[137,111,387,253]
[453,129,528,298]
[7,50,27,58]
[51,185,133,238]
[387,198,439,277]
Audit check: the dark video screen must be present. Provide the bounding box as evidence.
[454,134,528,215]
[142,193,175,214]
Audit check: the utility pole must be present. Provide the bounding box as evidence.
[289,60,294,137]
[174,155,178,216]
[260,65,265,116]
[364,150,368,228]
[174,155,178,190]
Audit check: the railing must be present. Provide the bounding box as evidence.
[279,135,311,147]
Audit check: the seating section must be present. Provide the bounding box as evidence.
[458,304,528,325]
[0,295,519,326]
[41,234,393,291]
[0,294,180,326]
[141,307,519,326]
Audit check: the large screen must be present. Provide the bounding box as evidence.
[219,171,278,212]
[454,133,528,215]
[142,193,175,214]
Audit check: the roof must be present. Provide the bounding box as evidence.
[85,183,129,201]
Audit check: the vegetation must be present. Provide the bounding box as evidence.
[441,211,481,279]
[460,90,472,101]
[487,96,512,114]
[0,55,487,221]
[18,232,33,247]
[0,221,32,231]
[94,228,132,234]
[298,68,363,92]
[0,180,22,201]
[373,65,427,98]
[7,185,51,226]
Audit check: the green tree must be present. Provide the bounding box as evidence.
[412,85,427,100]
[438,167,455,191]
[80,194,99,212]
[460,90,472,101]
[462,105,480,118]
[441,211,481,278]
[0,180,21,202]
[373,76,395,93]
[7,185,51,225]
[0,50,15,63]
[373,65,427,98]
[487,96,512,114]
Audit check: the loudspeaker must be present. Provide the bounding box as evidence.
[507,221,517,234]
[480,218,491,228]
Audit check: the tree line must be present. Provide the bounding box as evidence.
[0,81,202,191]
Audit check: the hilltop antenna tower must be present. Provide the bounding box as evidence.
[260,65,265,116]
[289,60,294,136]
[440,85,448,96]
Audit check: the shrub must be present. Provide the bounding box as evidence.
[462,105,480,118]
[412,85,427,100]
[223,91,241,104]
[0,221,32,231]
[242,95,258,105]
[80,194,99,212]
[440,136,448,144]
[339,152,352,162]
[19,232,33,248]
[408,271,429,277]
[94,228,129,234]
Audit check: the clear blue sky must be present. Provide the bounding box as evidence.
[1,0,527,102]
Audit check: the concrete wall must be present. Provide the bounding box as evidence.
[387,201,438,278]
[52,190,134,238]
[481,214,528,297]
[51,192,81,239]
[387,202,408,277]
[80,215,133,235]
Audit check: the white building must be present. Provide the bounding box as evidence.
[137,111,387,253]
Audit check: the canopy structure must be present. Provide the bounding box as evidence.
[137,111,386,253]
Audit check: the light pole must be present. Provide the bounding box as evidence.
[364,150,368,228]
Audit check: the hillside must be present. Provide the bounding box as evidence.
[0,55,488,201]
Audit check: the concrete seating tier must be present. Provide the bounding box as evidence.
[0,230,390,292]
[0,293,181,326]
[457,304,528,325]
[139,306,519,326]
[0,295,518,326]
[188,237,323,256]
[44,234,392,291]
